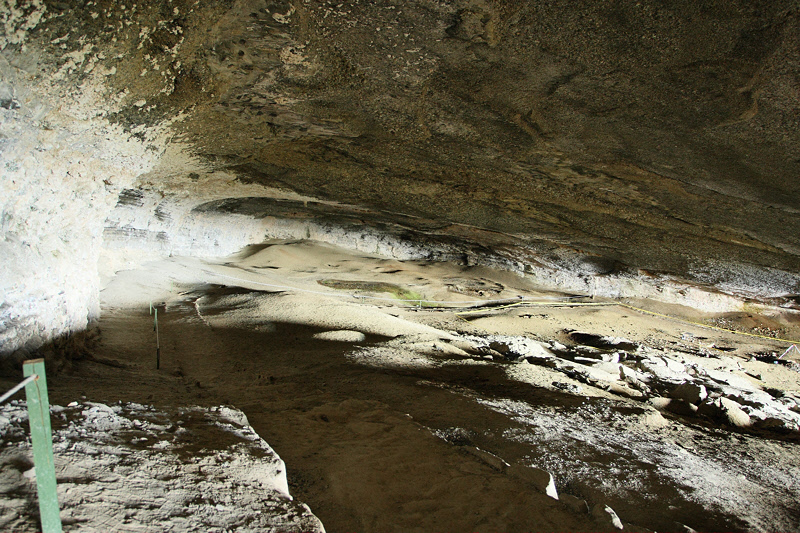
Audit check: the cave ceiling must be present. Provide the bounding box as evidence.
[7,0,800,285]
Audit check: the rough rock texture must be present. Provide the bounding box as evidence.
[0,400,325,532]
[0,0,168,359]
[2,0,800,356]
[169,0,800,290]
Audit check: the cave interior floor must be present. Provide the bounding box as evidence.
[8,241,800,532]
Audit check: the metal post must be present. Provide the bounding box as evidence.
[22,359,62,533]
[155,307,160,370]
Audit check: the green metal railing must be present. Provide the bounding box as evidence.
[1,359,62,533]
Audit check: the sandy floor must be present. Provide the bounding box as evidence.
[6,240,800,532]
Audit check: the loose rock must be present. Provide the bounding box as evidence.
[666,399,700,417]
[592,503,624,530]
[698,398,752,428]
[312,330,367,342]
[560,493,589,514]
[670,382,708,405]
[507,465,559,500]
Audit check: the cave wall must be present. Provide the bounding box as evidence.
[0,1,166,358]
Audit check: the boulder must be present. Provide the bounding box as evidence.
[720,398,752,428]
[669,382,708,405]
[575,345,604,358]
[489,341,512,355]
[753,417,797,432]
[702,368,759,391]
[665,399,699,417]
[619,365,651,393]
[552,382,584,395]
[448,339,484,355]
[658,355,688,374]
[638,359,688,384]
[592,504,624,530]
[635,408,670,429]
[648,397,672,411]
[560,494,589,514]
[507,465,559,500]
[698,398,751,428]
[550,341,569,352]
[606,382,645,400]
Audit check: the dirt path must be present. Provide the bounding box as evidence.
[47,309,600,532]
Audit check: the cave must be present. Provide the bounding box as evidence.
[1,1,800,531]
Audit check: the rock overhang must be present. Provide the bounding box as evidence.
[2,0,800,355]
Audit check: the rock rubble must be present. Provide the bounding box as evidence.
[459,331,800,434]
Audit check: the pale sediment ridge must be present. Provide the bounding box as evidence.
[102,187,799,314]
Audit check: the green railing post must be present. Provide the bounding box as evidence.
[23,359,62,533]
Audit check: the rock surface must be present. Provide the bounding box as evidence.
[2,0,800,360]
[0,400,325,532]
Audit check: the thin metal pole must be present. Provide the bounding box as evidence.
[0,375,37,405]
[23,359,62,533]
[155,307,160,370]
[779,344,798,359]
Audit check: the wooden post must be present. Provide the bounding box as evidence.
[22,359,62,533]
